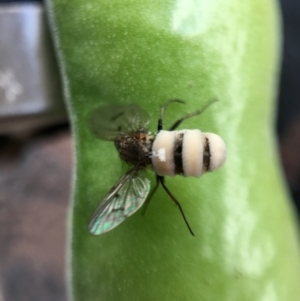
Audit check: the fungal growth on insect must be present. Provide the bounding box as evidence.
[89,99,226,236]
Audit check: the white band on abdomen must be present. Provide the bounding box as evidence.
[152,130,176,176]
[182,129,203,177]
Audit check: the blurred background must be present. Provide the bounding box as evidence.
[0,0,299,300]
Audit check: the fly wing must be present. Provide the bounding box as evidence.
[88,170,151,235]
[90,104,150,141]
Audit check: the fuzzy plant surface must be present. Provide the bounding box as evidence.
[46,0,300,300]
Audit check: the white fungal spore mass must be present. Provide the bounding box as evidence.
[157,148,166,161]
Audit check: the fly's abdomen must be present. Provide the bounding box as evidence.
[151,130,226,177]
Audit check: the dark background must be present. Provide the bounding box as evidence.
[0,0,299,300]
[278,0,300,214]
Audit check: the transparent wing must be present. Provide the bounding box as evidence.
[90,104,150,141]
[88,170,151,235]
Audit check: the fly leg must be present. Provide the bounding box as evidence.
[169,98,218,131]
[159,176,195,236]
[142,174,160,215]
[157,99,185,131]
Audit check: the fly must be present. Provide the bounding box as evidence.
[88,99,227,236]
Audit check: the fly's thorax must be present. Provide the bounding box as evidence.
[151,130,226,177]
[114,132,154,167]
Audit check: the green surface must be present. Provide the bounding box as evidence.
[46,0,300,300]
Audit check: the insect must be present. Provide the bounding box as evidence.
[88,99,226,236]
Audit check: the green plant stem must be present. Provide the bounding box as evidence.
[46,1,300,300]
